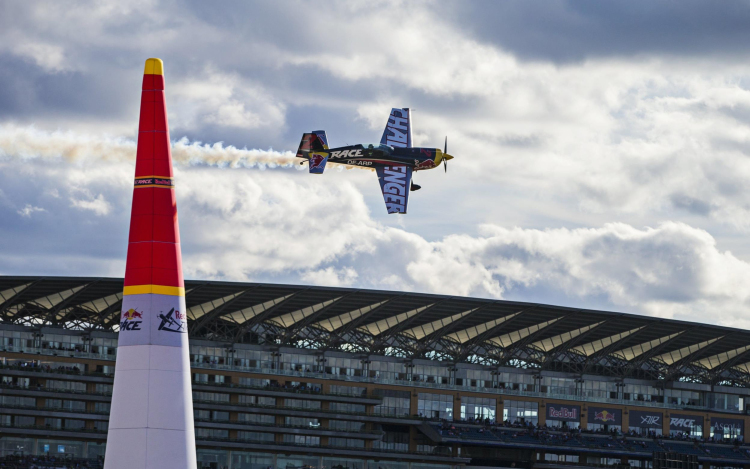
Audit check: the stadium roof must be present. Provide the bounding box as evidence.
[2,276,750,387]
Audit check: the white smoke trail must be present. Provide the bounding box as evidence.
[0,124,299,168]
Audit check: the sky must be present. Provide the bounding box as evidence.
[2,0,750,327]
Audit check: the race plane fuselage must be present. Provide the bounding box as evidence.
[296,108,455,214]
[320,143,443,171]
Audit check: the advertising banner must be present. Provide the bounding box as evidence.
[669,414,703,431]
[711,417,744,436]
[629,410,663,429]
[546,404,581,422]
[587,406,622,425]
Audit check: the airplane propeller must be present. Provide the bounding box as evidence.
[443,136,448,173]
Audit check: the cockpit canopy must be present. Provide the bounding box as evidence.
[362,143,393,151]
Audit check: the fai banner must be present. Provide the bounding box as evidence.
[670,414,703,432]
[587,406,622,425]
[546,404,581,422]
[711,417,744,436]
[629,410,663,429]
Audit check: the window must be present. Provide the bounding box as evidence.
[461,397,496,422]
[413,364,450,385]
[496,372,535,392]
[95,384,113,394]
[626,384,663,403]
[373,430,409,452]
[330,385,366,397]
[329,402,366,413]
[237,431,274,442]
[192,391,229,403]
[63,419,85,430]
[706,393,743,412]
[238,395,275,406]
[541,377,577,396]
[237,377,270,388]
[46,380,85,392]
[329,420,364,432]
[373,389,410,416]
[195,428,229,439]
[418,393,453,420]
[237,431,274,441]
[284,398,320,410]
[503,400,538,425]
[285,416,318,427]
[369,359,407,381]
[583,380,618,400]
[237,413,275,424]
[283,434,319,446]
[195,410,228,421]
[0,395,34,407]
[94,402,110,413]
[329,438,365,448]
[456,368,492,388]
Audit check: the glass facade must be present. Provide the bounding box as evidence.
[5,321,750,468]
[461,396,496,422]
[503,399,538,425]
[418,393,453,420]
[373,388,410,416]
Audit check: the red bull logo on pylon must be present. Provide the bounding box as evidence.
[121,308,143,320]
[595,410,616,422]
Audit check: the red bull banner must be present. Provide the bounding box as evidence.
[587,406,622,425]
[546,404,580,422]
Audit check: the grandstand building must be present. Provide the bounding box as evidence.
[2,276,750,469]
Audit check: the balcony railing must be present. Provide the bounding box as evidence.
[0,344,739,414]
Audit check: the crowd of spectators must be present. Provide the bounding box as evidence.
[0,361,82,375]
[435,418,748,458]
[0,455,102,469]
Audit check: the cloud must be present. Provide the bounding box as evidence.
[70,192,111,216]
[17,204,46,218]
[2,146,750,328]
[4,0,750,330]
[169,67,286,132]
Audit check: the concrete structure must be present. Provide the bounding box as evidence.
[103,58,196,469]
[4,278,750,468]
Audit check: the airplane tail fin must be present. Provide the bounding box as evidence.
[297,130,329,174]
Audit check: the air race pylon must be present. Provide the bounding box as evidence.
[104,59,197,469]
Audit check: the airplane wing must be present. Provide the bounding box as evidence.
[380,108,412,148]
[376,164,412,214]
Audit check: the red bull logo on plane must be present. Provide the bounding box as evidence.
[413,159,436,170]
[309,153,327,171]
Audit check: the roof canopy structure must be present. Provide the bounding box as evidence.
[2,276,749,387]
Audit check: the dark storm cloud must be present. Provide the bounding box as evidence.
[452,0,750,63]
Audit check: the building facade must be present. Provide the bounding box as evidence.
[3,277,750,468]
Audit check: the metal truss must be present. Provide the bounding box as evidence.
[2,276,750,388]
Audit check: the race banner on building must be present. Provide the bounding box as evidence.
[546,404,581,422]
[711,417,744,435]
[629,410,663,429]
[669,414,703,431]
[587,406,622,425]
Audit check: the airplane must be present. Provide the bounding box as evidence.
[296,108,454,214]
[157,308,185,333]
